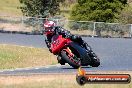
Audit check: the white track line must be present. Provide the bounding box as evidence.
[0,64,61,72]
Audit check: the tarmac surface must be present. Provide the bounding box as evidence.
[0,33,132,75]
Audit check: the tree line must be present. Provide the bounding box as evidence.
[19,0,132,23]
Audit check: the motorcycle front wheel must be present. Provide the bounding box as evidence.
[61,50,81,69]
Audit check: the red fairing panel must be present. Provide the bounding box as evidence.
[51,35,71,54]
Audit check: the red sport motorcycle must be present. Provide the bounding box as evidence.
[47,34,100,68]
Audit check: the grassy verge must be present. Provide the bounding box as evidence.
[0,73,131,88]
[0,0,22,16]
[0,44,57,69]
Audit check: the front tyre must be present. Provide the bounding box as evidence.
[57,55,65,65]
[61,51,81,69]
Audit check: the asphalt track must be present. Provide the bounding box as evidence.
[0,33,132,75]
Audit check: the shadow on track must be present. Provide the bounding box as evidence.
[61,66,92,69]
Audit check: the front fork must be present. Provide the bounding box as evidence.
[57,47,81,65]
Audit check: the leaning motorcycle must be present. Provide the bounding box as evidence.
[44,31,100,68]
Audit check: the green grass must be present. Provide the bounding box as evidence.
[0,0,22,16]
[0,44,57,69]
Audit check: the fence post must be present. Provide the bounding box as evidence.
[56,19,59,26]
[21,16,24,31]
[130,24,132,38]
[93,22,96,36]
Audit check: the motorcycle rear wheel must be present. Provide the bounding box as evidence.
[90,57,100,67]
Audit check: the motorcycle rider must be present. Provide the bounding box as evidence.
[43,20,97,65]
[43,20,91,51]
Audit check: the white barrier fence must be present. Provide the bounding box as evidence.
[0,16,132,37]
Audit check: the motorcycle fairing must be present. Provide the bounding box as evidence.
[50,35,71,54]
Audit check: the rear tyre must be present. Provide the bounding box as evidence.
[88,51,100,67]
[61,51,81,69]
[90,57,100,67]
